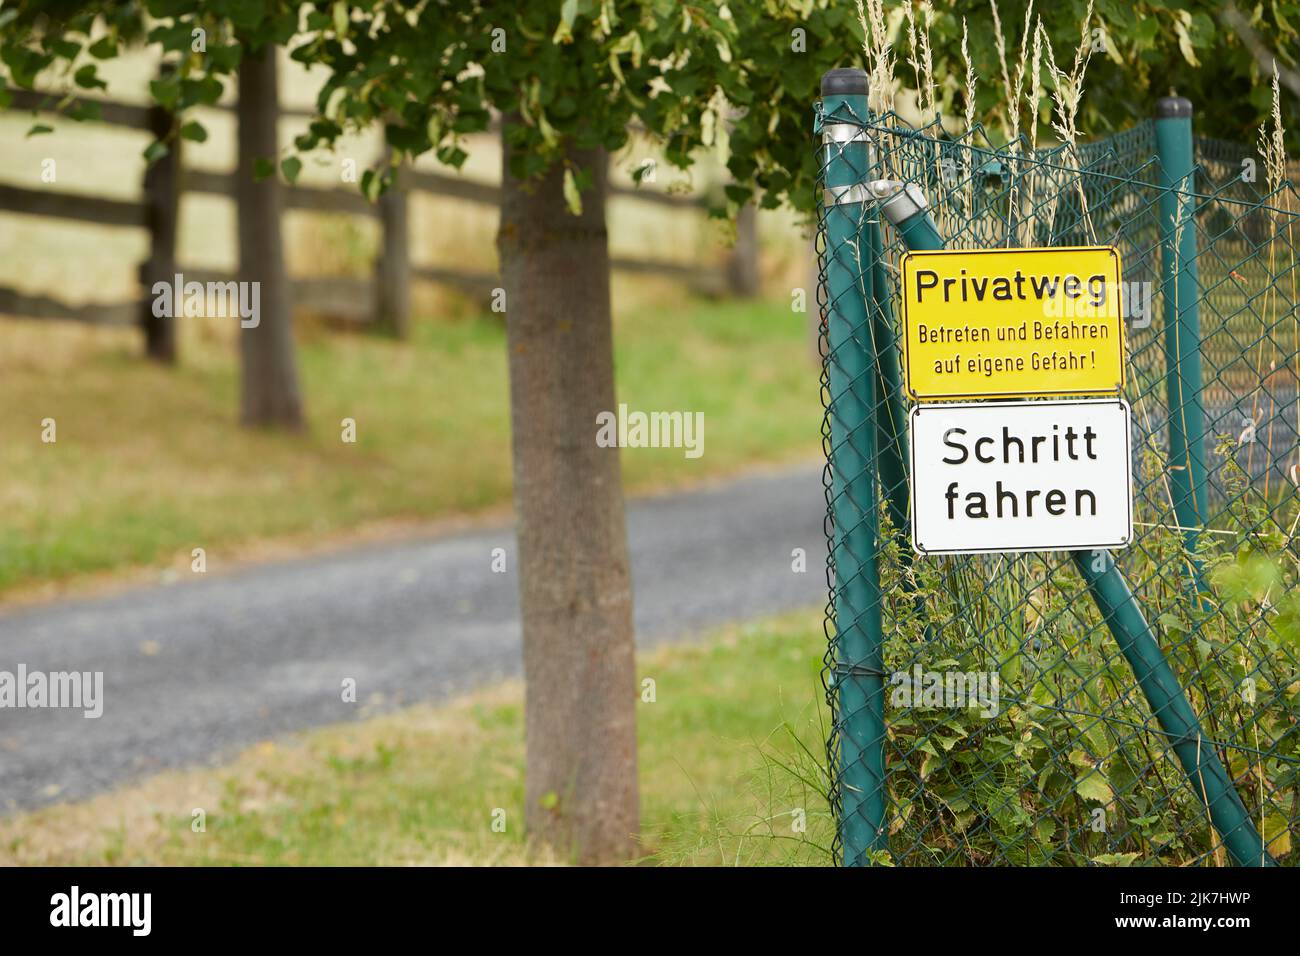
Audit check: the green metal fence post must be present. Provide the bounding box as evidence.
[820,67,887,864]
[873,179,1275,866]
[1155,97,1209,587]
[871,181,944,252]
[864,215,909,539]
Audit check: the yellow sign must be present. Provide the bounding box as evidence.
[900,246,1125,400]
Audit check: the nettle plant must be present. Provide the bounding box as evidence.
[870,437,1300,866]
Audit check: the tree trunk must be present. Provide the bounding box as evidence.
[498,122,639,865]
[140,64,179,363]
[236,44,303,429]
[374,154,410,338]
[726,200,761,298]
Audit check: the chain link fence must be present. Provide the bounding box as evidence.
[816,69,1300,866]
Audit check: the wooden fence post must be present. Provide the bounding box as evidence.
[375,156,410,337]
[140,64,179,363]
[3,92,729,332]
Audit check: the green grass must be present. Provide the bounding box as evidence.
[0,610,833,866]
[0,296,819,596]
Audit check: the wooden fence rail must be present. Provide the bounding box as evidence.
[1,78,756,355]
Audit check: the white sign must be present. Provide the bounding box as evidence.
[909,398,1133,555]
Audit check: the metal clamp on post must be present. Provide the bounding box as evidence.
[821,122,871,145]
[864,179,945,252]
[823,183,873,206]
[867,180,929,224]
[821,126,876,206]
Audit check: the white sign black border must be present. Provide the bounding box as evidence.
[907,397,1134,556]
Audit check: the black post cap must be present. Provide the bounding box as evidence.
[821,68,869,96]
[1155,96,1193,119]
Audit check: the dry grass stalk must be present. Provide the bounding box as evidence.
[903,3,920,109]
[903,0,947,238]
[1044,2,1095,152]
[1027,16,1044,152]
[1259,61,1287,214]
[916,4,936,121]
[1252,61,1298,498]
[857,0,895,118]
[989,0,1035,150]
[960,17,978,246]
[1034,2,1097,245]
[903,1,938,127]
[989,0,1012,140]
[854,0,904,188]
[990,0,1035,245]
[961,17,976,135]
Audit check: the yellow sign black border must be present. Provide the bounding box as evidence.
[899,245,1126,402]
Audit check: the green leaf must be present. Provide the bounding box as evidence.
[73,64,107,91]
[1157,612,1185,634]
[1090,852,1139,867]
[562,167,582,216]
[1083,721,1109,756]
[1264,812,1293,857]
[554,0,579,44]
[1221,552,1281,603]
[26,124,54,138]
[88,36,119,60]
[1075,772,1112,804]
[332,1,349,37]
[538,791,559,810]
[143,140,170,164]
[724,183,752,204]
[149,75,181,109]
[253,157,276,181]
[1173,12,1200,68]
[49,39,81,60]
[281,156,302,184]
[179,121,207,143]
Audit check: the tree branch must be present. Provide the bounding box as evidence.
[1221,3,1300,101]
